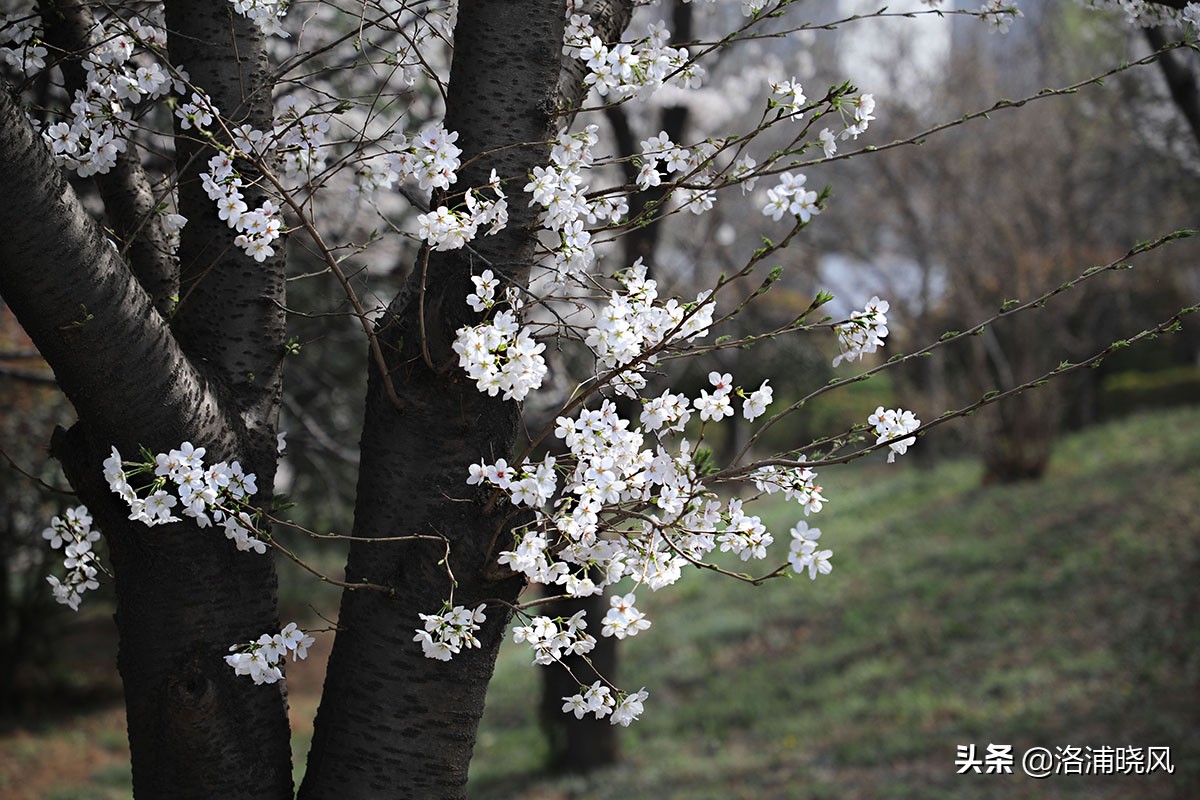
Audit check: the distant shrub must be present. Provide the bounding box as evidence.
[1100,367,1200,417]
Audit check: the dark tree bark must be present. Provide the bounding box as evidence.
[1,1,293,796]
[1145,25,1200,148]
[3,0,639,795]
[39,0,179,315]
[298,2,575,797]
[165,0,287,450]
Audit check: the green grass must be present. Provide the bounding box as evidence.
[43,765,132,800]
[469,407,1200,799]
[13,408,1199,798]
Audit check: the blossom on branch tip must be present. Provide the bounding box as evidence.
[770,77,807,115]
[788,521,832,579]
[832,296,890,367]
[868,406,921,463]
[560,681,648,725]
[742,380,774,421]
[601,593,651,640]
[42,505,103,610]
[229,0,290,37]
[414,604,488,661]
[761,172,821,223]
[104,444,266,544]
[979,1,1023,34]
[226,622,315,684]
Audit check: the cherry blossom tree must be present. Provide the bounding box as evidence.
[0,0,1197,797]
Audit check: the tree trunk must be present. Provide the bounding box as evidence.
[6,0,640,794]
[298,2,570,796]
[55,424,293,800]
[539,579,620,772]
[979,390,1060,484]
[0,1,294,793]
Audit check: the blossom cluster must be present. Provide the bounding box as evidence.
[225,622,315,684]
[695,371,772,424]
[38,14,175,178]
[468,453,557,509]
[978,0,1025,33]
[0,7,46,75]
[600,592,651,639]
[766,70,874,146]
[413,604,487,661]
[637,130,692,190]
[770,77,807,116]
[637,128,719,213]
[562,682,649,727]
[868,406,921,463]
[272,96,332,180]
[481,370,784,603]
[583,261,716,397]
[452,285,548,401]
[717,498,774,560]
[200,153,285,262]
[525,124,629,282]
[355,122,506,250]
[751,462,826,517]
[840,92,877,140]
[787,521,833,580]
[762,172,821,223]
[103,443,267,553]
[832,296,890,367]
[228,0,289,38]
[391,122,462,192]
[416,169,508,251]
[522,99,732,286]
[511,611,596,664]
[639,128,720,214]
[466,269,500,312]
[567,15,704,100]
[42,506,102,610]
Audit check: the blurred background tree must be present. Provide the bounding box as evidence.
[0,302,104,713]
[800,1,1200,482]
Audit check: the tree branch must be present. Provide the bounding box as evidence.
[165,0,286,475]
[300,2,590,796]
[37,0,179,315]
[0,85,229,453]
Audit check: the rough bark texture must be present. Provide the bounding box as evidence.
[1,3,292,795]
[0,87,218,442]
[39,0,179,315]
[166,0,287,460]
[6,0,644,794]
[298,2,571,797]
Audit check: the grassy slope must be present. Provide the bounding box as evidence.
[4,409,1197,798]
[469,407,1200,799]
